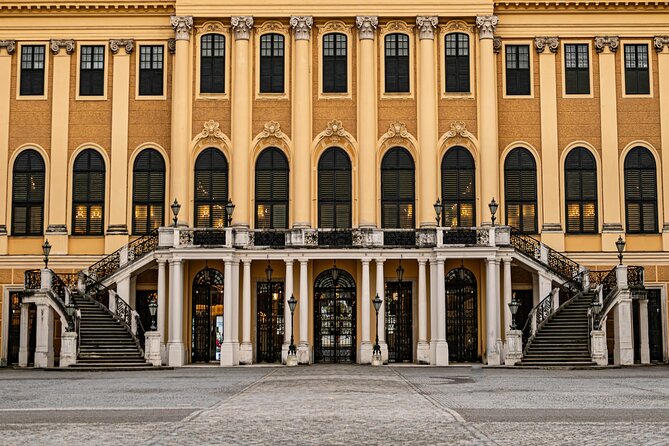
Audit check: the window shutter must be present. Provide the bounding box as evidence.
[505,148,537,233]
[381,147,415,229]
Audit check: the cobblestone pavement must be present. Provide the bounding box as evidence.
[0,365,668,445]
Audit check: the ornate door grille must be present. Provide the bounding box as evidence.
[385,281,413,363]
[314,268,356,363]
[256,281,284,363]
[445,267,478,362]
[191,268,224,363]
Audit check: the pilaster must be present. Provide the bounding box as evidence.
[613,291,634,365]
[417,258,429,363]
[240,259,253,364]
[221,260,238,366]
[157,258,167,363]
[0,41,14,254]
[655,37,669,249]
[168,259,185,367]
[298,259,311,364]
[434,259,449,365]
[34,302,54,368]
[485,258,501,365]
[359,258,372,364]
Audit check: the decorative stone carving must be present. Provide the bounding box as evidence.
[356,16,378,40]
[383,21,412,34]
[444,121,474,140]
[475,15,498,40]
[50,39,75,55]
[253,121,291,150]
[441,20,471,34]
[0,40,16,55]
[193,120,231,148]
[655,36,669,53]
[167,38,176,55]
[381,121,419,151]
[259,121,283,139]
[594,36,619,53]
[290,16,313,40]
[493,37,502,53]
[197,21,228,35]
[170,16,193,41]
[323,120,346,143]
[110,39,134,55]
[416,16,438,40]
[318,20,350,35]
[534,36,559,54]
[231,16,254,40]
[387,121,410,140]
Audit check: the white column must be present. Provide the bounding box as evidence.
[298,259,310,364]
[429,260,437,364]
[417,259,429,363]
[613,293,634,365]
[503,258,512,335]
[494,259,503,357]
[167,259,185,366]
[157,259,167,362]
[34,303,54,368]
[240,259,253,364]
[359,259,372,364]
[485,258,501,365]
[375,258,388,362]
[434,259,449,365]
[231,259,240,366]
[282,259,294,363]
[639,298,650,365]
[18,303,29,367]
[116,275,131,304]
[221,260,237,366]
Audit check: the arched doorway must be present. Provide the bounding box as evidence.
[192,268,224,363]
[256,280,285,363]
[445,267,478,362]
[314,266,356,363]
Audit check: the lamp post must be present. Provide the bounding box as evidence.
[287,294,297,356]
[149,295,158,331]
[488,198,499,227]
[433,198,443,226]
[508,295,520,330]
[372,294,382,356]
[66,301,75,332]
[616,235,625,265]
[225,198,235,226]
[171,199,181,227]
[42,239,52,269]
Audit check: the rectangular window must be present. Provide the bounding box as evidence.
[139,45,164,96]
[505,45,531,96]
[564,44,590,95]
[385,34,410,93]
[20,45,45,96]
[445,33,470,93]
[624,44,650,95]
[79,45,105,96]
[200,34,225,94]
[259,34,285,94]
[322,33,347,93]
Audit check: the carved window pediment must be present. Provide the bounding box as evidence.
[318,20,351,35]
[197,21,229,36]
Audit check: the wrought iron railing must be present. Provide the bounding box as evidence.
[510,227,580,282]
[442,228,477,245]
[192,229,227,246]
[88,250,120,282]
[318,230,353,247]
[510,228,541,261]
[134,313,146,351]
[252,230,286,247]
[24,269,41,290]
[383,230,416,247]
[547,250,581,284]
[627,266,644,288]
[49,271,77,331]
[88,229,159,281]
[127,228,159,261]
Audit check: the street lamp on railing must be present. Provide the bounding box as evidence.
[66,300,75,332]
[433,198,443,226]
[149,295,158,331]
[616,236,625,265]
[42,239,51,269]
[225,199,235,226]
[488,198,499,227]
[508,294,520,330]
[171,199,181,227]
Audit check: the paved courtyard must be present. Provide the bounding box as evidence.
[0,365,668,445]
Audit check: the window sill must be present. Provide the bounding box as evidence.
[16,95,47,101]
[442,92,474,100]
[134,94,167,101]
[196,93,229,101]
[255,93,289,101]
[380,92,414,100]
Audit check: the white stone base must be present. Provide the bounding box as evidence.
[486,348,501,366]
[371,353,383,366]
[220,341,239,367]
[496,339,505,364]
[590,329,608,366]
[281,343,289,364]
[504,330,522,366]
[167,342,185,367]
[429,341,436,365]
[161,343,167,366]
[297,343,311,365]
[434,340,449,366]
[380,341,389,364]
[239,342,253,365]
[358,341,373,364]
[417,341,430,364]
[144,331,162,366]
[286,354,298,367]
[60,332,78,368]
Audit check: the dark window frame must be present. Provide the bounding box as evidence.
[194,148,229,228]
[259,33,285,94]
[441,146,476,227]
[384,33,410,93]
[504,148,538,234]
[318,147,352,229]
[564,148,598,234]
[381,147,415,229]
[322,33,348,94]
[564,43,590,95]
[20,45,46,96]
[505,44,531,96]
[445,33,470,93]
[200,34,226,94]
[138,45,164,96]
[624,44,650,95]
[79,45,105,96]
[624,147,658,234]
[132,149,165,235]
[12,149,45,236]
[255,148,289,229]
[72,149,106,236]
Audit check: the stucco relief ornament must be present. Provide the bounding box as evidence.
[290,16,313,40]
[534,36,559,54]
[356,16,378,40]
[655,36,669,53]
[195,120,227,146]
[256,121,286,147]
[167,39,176,55]
[385,122,412,147]
[231,16,254,40]
[416,16,438,40]
[109,39,134,55]
[493,37,502,54]
[444,121,473,140]
[170,16,193,41]
[324,120,346,143]
[594,36,619,53]
[475,15,498,40]
[0,40,16,55]
[50,39,75,55]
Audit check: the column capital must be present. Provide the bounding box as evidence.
[50,39,75,56]
[299,258,309,265]
[356,16,378,40]
[231,16,254,40]
[0,40,16,56]
[418,258,428,265]
[655,35,669,53]
[170,16,193,41]
[475,15,499,40]
[156,258,167,265]
[534,36,559,54]
[594,36,619,53]
[375,258,385,264]
[242,258,252,265]
[285,258,295,266]
[109,39,134,55]
[416,16,438,40]
[361,258,371,265]
[290,16,313,40]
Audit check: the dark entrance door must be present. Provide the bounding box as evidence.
[6,292,36,365]
[512,290,534,331]
[445,267,478,362]
[192,268,224,363]
[136,290,157,333]
[314,267,356,363]
[256,281,284,363]
[647,289,663,362]
[385,281,412,363]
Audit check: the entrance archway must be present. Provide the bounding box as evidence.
[256,281,284,363]
[445,267,478,362]
[314,267,356,363]
[385,281,413,363]
[192,268,224,363]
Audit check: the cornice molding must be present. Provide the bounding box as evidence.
[0,40,16,55]
[50,39,75,55]
[494,1,669,11]
[476,15,499,40]
[356,16,378,40]
[0,2,174,14]
[534,36,559,54]
[416,16,438,40]
[109,39,134,55]
[594,36,619,53]
[231,16,254,40]
[290,16,313,40]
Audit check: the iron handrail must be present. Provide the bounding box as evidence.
[88,228,159,281]
[509,227,581,282]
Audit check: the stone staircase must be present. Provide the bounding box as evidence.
[517,291,596,367]
[72,293,147,368]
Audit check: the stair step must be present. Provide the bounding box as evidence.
[517,362,596,367]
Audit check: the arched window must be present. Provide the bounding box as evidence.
[195,148,229,228]
[318,147,352,228]
[132,149,165,235]
[384,33,410,93]
[441,146,475,227]
[12,149,45,236]
[200,34,225,94]
[445,33,470,93]
[255,148,289,229]
[381,147,415,229]
[624,147,657,233]
[72,149,105,235]
[565,148,597,233]
[504,148,537,233]
[259,33,285,93]
[322,33,347,93]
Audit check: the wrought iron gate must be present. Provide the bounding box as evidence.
[647,289,663,362]
[314,267,356,363]
[385,281,413,363]
[445,267,478,362]
[191,268,224,363]
[256,281,284,363]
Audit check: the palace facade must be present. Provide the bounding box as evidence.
[0,0,667,368]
